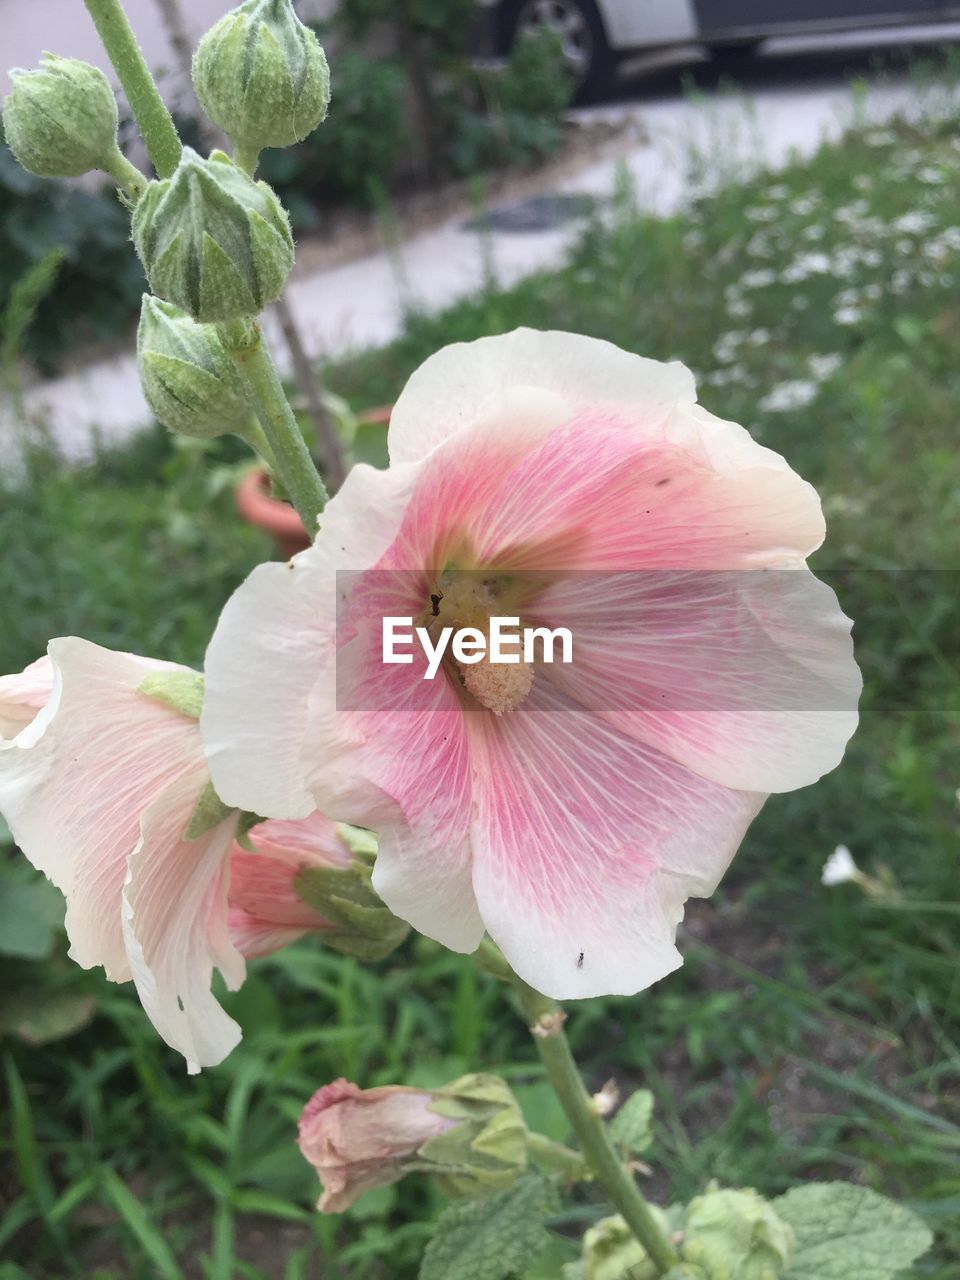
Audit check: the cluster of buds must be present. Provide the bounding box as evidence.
[2,0,332,442]
[297,1073,528,1211]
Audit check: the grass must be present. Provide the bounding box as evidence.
[1,84,959,1279]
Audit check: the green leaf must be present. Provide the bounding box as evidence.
[0,866,64,958]
[419,1173,554,1280]
[0,989,97,1046]
[185,779,235,839]
[608,1089,655,1156]
[100,1167,185,1280]
[775,1182,933,1280]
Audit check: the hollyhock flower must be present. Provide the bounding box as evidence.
[0,638,245,1071]
[0,655,54,743]
[298,1073,526,1211]
[202,328,861,1000]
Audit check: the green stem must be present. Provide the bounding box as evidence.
[233,140,262,177]
[526,1132,588,1182]
[102,142,147,200]
[83,0,182,178]
[219,320,328,534]
[513,978,679,1275]
[236,416,279,474]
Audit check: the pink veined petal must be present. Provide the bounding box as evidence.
[0,656,54,743]
[468,677,765,1000]
[530,567,861,792]
[388,328,696,466]
[227,907,313,959]
[0,638,198,982]
[122,772,244,1073]
[247,811,352,871]
[468,410,825,572]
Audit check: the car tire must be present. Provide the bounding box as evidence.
[504,0,617,103]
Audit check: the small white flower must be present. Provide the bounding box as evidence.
[766,183,790,200]
[741,269,775,289]
[759,380,817,412]
[834,305,862,326]
[791,195,817,216]
[809,353,842,381]
[801,223,826,242]
[822,845,859,886]
[918,166,945,184]
[894,211,937,235]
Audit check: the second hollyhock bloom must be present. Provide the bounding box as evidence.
[202,329,862,1000]
[0,642,359,1070]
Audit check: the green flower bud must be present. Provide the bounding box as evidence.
[131,148,293,323]
[682,1186,794,1280]
[581,1209,673,1280]
[2,54,121,178]
[193,0,330,154]
[422,1073,528,1199]
[294,826,410,962]
[137,295,252,437]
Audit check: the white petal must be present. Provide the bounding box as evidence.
[123,773,244,1072]
[388,328,697,465]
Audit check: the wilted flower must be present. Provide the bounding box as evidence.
[132,148,293,323]
[203,329,860,1000]
[298,1073,526,1211]
[821,844,860,886]
[2,54,121,178]
[193,0,330,155]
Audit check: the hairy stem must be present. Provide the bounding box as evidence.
[83,0,182,178]
[219,320,328,534]
[102,143,147,200]
[513,978,679,1275]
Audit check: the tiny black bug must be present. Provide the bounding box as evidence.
[430,592,443,617]
[577,951,584,969]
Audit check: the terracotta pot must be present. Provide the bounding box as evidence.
[236,406,392,559]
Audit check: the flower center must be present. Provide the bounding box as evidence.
[424,573,533,716]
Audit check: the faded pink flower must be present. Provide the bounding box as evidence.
[202,329,861,1000]
[298,1079,455,1211]
[0,655,54,743]
[227,814,351,958]
[0,638,244,1071]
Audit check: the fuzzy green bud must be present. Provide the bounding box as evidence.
[131,148,293,323]
[294,826,410,962]
[422,1073,528,1199]
[581,1209,673,1280]
[2,54,122,179]
[193,0,330,155]
[137,295,252,437]
[682,1186,794,1280]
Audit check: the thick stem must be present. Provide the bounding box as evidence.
[233,140,262,178]
[526,1132,588,1182]
[83,0,182,178]
[513,979,679,1275]
[219,320,328,534]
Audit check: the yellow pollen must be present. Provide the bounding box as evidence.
[460,652,534,716]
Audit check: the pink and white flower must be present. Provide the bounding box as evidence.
[0,641,348,1071]
[201,329,861,1000]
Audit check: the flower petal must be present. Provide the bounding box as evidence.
[0,638,199,981]
[532,567,861,792]
[122,772,244,1072]
[468,679,764,999]
[388,328,696,466]
[0,656,54,743]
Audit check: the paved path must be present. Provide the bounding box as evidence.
[4,22,959,459]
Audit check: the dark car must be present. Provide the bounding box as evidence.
[472,0,960,98]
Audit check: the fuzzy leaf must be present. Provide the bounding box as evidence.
[419,1173,554,1280]
[774,1183,933,1280]
[608,1089,655,1156]
[138,669,204,719]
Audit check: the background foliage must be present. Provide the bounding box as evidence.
[1,83,958,1280]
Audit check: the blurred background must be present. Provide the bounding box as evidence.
[1,2,959,1277]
